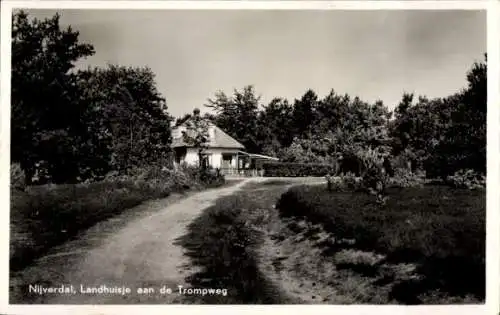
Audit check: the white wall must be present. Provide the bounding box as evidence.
[182,147,239,168]
[184,148,199,166]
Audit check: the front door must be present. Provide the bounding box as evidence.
[221,154,233,169]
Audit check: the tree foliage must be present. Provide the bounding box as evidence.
[256,97,294,156]
[182,108,210,169]
[11,11,172,184]
[205,85,261,153]
[11,11,95,183]
[204,55,485,181]
[77,65,172,173]
[391,55,486,178]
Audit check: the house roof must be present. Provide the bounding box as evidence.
[171,121,245,149]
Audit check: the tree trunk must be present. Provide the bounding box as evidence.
[198,148,205,170]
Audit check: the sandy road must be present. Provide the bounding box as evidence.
[10,179,252,304]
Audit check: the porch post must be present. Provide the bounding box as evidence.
[236,151,239,176]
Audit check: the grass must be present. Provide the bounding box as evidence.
[10,170,229,272]
[173,179,484,304]
[276,184,485,303]
[175,184,294,304]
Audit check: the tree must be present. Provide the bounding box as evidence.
[429,56,487,177]
[205,85,261,153]
[11,11,95,183]
[182,108,210,169]
[390,56,487,178]
[292,89,319,137]
[315,90,351,135]
[390,92,454,173]
[256,97,294,154]
[77,64,172,173]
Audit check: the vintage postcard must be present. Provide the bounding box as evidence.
[1,1,498,315]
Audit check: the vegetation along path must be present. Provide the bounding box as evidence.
[10,179,251,304]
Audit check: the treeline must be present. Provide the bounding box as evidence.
[188,58,486,179]
[12,11,486,186]
[11,11,173,185]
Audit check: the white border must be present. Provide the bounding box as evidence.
[0,1,493,10]
[1,1,498,315]
[486,2,500,315]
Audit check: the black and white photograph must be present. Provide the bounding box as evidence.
[1,1,495,311]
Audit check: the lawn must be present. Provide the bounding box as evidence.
[276,184,485,303]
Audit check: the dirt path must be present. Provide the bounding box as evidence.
[10,179,251,304]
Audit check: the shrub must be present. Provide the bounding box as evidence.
[326,175,342,191]
[173,164,225,187]
[10,164,226,271]
[325,173,362,192]
[276,184,485,300]
[343,172,362,191]
[102,164,225,192]
[263,162,337,177]
[10,163,26,191]
[388,168,426,188]
[198,167,226,187]
[361,166,388,195]
[31,160,52,185]
[446,169,485,190]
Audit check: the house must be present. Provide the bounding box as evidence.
[171,111,278,176]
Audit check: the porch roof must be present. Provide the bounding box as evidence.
[236,151,279,161]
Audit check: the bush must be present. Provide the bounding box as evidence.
[173,164,225,188]
[10,163,26,191]
[276,184,485,300]
[343,172,362,191]
[10,164,226,271]
[326,175,343,191]
[199,168,226,187]
[361,166,387,192]
[388,168,426,188]
[263,162,337,177]
[325,172,362,192]
[446,169,485,190]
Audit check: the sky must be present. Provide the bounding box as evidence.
[26,9,486,118]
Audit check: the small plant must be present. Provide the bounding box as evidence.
[343,172,362,191]
[263,162,337,177]
[31,160,52,185]
[325,172,363,192]
[389,168,425,188]
[446,169,485,190]
[198,167,226,187]
[10,163,26,191]
[361,166,388,205]
[326,175,342,191]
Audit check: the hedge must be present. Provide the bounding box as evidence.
[262,162,337,177]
